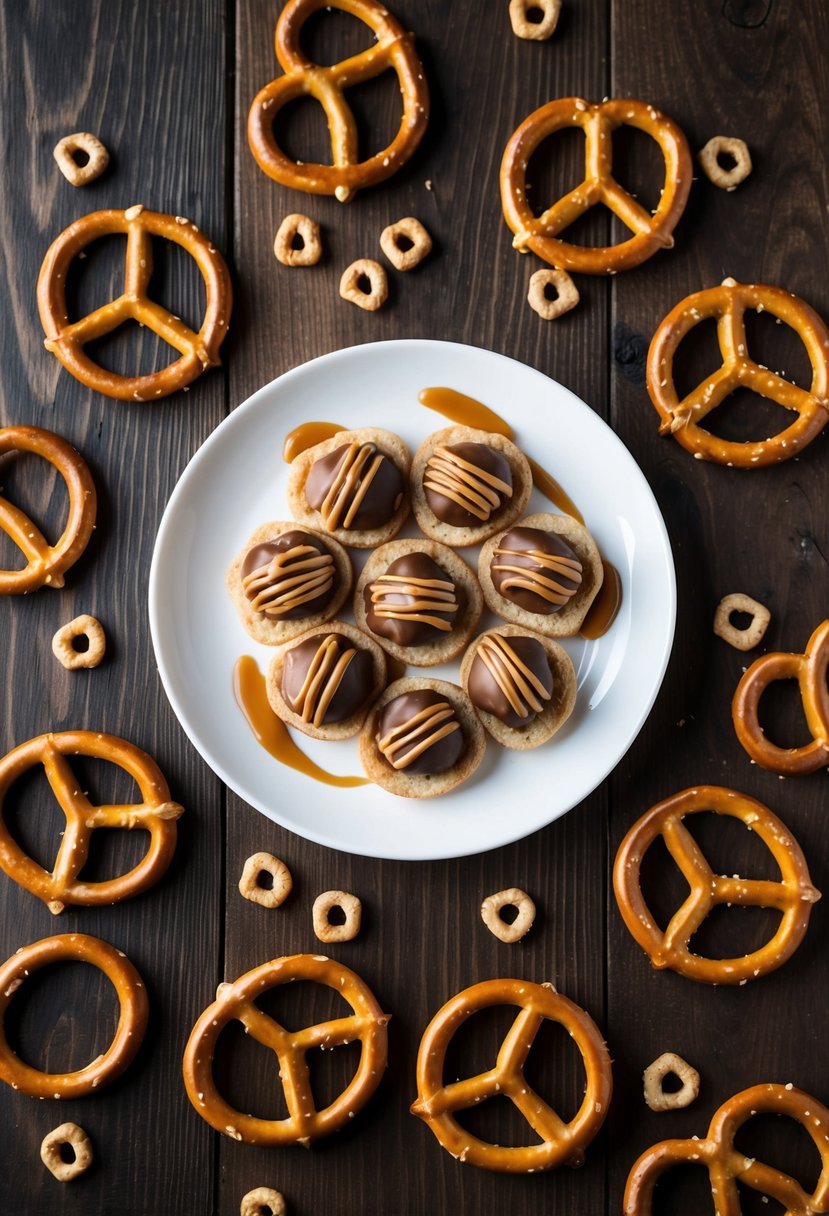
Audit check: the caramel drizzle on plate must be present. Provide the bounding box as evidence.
[321,441,385,529]
[291,636,357,726]
[368,573,457,632]
[478,635,552,718]
[423,445,512,522]
[242,544,335,616]
[377,701,460,770]
[492,547,582,607]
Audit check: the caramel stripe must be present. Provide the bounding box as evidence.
[424,446,512,522]
[291,636,357,726]
[492,547,582,606]
[368,573,457,632]
[243,545,334,616]
[320,442,383,529]
[378,702,460,769]
[478,635,551,718]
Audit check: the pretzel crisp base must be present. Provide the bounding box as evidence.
[40,1122,94,1182]
[643,1052,700,1112]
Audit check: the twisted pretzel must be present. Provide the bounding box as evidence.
[500,97,691,275]
[733,618,829,774]
[613,785,820,985]
[247,0,429,203]
[648,279,829,466]
[411,978,612,1173]
[182,953,389,1145]
[0,933,148,1098]
[37,206,232,400]
[624,1083,829,1216]
[0,425,96,595]
[0,730,183,914]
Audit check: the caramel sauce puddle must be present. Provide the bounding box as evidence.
[282,421,346,463]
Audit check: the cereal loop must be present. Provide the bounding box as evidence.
[480,887,536,943]
[698,136,752,190]
[339,259,388,311]
[509,0,561,40]
[274,214,322,267]
[238,853,292,909]
[643,1052,700,1112]
[240,1187,286,1216]
[40,1122,94,1182]
[713,593,770,652]
[527,268,579,320]
[313,890,362,943]
[51,614,106,670]
[379,217,432,271]
[53,133,109,187]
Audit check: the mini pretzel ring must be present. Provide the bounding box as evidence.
[480,888,536,943]
[247,0,429,202]
[313,890,362,942]
[339,259,388,311]
[733,618,829,774]
[643,1052,700,1112]
[613,785,820,984]
[37,206,232,401]
[0,425,96,595]
[411,978,612,1172]
[624,1083,829,1215]
[53,132,109,187]
[0,730,184,913]
[380,217,432,271]
[240,1188,286,1216]
[0,934,148,1098]
[274,213,322,267]
[40,1122,94,1181]
[699,136,752,190]
[527,268,579,320]
[648,279,829,467]
[52,614,107,670]
[509,0,561,40]
[183,954,389,1145]
[238,853,292,908]
[500,97,692,275]
[713,593,770,652]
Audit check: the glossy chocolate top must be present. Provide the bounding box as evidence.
[424,441,513,527]
[490,526,582,615]
[282,633,373,727]
[467,634,554,727]
[364,552,459,646]
[305,441,404,531]
[241,530,336,619]
[376,689,464,776]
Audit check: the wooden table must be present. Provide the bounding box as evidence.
[2,1,828,1212]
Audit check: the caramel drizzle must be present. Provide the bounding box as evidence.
[478,634,552,719]
[321,442,386,530]
[368,573,457,633]
[423,445,512,522]
[492,547,582,607]
[242,544,335,616]
[290,636,357,726]
[377,701,460,770]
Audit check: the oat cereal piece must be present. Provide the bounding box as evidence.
[274,213,322,267]
[40,1122,94,1182]
[509,0,561,39]
[313,890,362,943]
[339,259,388,311]
[240,1188,286,1216]
[480,888,536,943]
[527,268,579,320]
[643,1052,700,1112]
[698,136,752,190]
[379,217,432,271]
[51,614,106,670]
[713,593,770,651]
[238,853,292,909]
[53,133,109,187]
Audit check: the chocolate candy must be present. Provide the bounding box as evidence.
[282,633,373,726]
[376,689,464,775]
[241,530,336,619]
[468,634,553,728]
[490,526,582,615]
[305,441,404,531]
[424,442,513,527]
[364,553,459,646]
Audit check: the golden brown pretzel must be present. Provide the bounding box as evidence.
[648,279,829,466]
[182,953,389,1145]
[500,97,691,275]
[411,978,612,1172]
[624,1083,829,1215]
[247,0,429,203]
[0,730,183,914]
[733,618,829,774]
[0,425,96,595]
[613,785,820,985]
[37,206,232,400]
[0,933,148,1098]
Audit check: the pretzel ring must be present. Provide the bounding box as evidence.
[274,213,322,267]
[182,954,389,1145]
[624,1083,829,1215]
[37,206,232,401]
[51,614,107,670]
[240,1188,286,1216]
[500,97,691,275]
[238,852,293,908]
[733,618,829,775]
[643,1052,700,1112]
[40,1122,94,1181]
[247,0,429,203]
[509,0,561,40]
[411,979,612,1172]
[527,268,579,320]
[480,888,536,943]
[53,132,109,187]
[0,934,148,1098]
[699,136,752,190]
[312,890,362,942]
[713,593,770,652]
[0,730,184,914]
[613,785,820,985]
[339,259,388,311]
[379,217,432,271]
[0,425,96,595]
[648,279,829,467]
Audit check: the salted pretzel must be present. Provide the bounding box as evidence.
[0,730,183,914]
[411,978,612,1173]
[613,785,820,985]
[624,1083,829,1215]
[648,278,829,466]
[0,425,96,595]
[733,618,829,774]
[37,206,232,400]
[247,0,429,203]
[182,953,389,1145]
[0,933,148,1098]
[500,97,691,275]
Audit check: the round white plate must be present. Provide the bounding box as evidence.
[149,340,675,861]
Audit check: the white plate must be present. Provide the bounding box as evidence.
[149,340,675,861]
